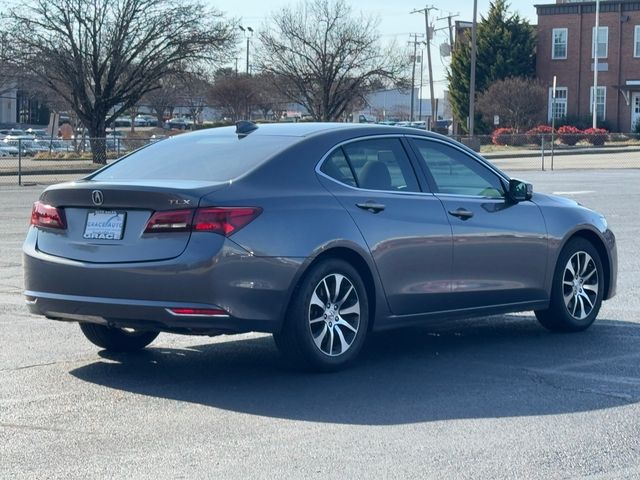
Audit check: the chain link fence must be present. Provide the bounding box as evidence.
[2,131,640,186]
[0,136,157,186]
[451,132,640,173]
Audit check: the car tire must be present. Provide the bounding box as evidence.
[535,238,604,332]
[274,259,369,372]
[79,323,159,351]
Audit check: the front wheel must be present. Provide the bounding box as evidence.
[79,323,159,351]
[274,259,369,372]
[535,238,604,332]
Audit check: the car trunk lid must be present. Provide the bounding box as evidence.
[35,180,229,263]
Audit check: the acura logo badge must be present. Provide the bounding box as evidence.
[91,190,104,206]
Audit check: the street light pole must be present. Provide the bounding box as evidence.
[239,26,253,75]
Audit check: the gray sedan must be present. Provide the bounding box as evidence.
[23,123,617,371]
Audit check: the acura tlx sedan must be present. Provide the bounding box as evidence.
[23,122,617,371]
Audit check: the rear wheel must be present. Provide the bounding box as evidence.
[274,259,369,372]
[79,323,159,351]
[535,238,604,332]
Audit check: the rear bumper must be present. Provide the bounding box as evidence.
[23,228,304,333]
[24,291,264,334]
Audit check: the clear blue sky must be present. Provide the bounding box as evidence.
[209,0,538,97]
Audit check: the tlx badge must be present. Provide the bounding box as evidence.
[169,199,191,206]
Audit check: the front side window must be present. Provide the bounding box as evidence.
[548,87,568,121]
[592,26,608,58]
[412,139,505,198]
[340,138,420,192]
[552,28,568,59]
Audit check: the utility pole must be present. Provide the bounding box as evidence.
[436,12,459,51]
[408,33,425,122]
[469,0,478,136]
[412,6,437,130]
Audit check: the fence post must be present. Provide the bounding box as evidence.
[18,138,22,186]
[117,137,121,156]
[541,135,545,171]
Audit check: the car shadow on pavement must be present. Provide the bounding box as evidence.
[70,315,640,425]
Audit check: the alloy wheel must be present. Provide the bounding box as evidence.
[308,273,361,356]
[562,250,599,320]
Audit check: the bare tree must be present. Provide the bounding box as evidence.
[251,73,289,120]
[476,77,546,132]
[1,0,235,163]
[141,74,183,128]
[179,72,212,126]
[209,74,256,122]
[256,0,406,122]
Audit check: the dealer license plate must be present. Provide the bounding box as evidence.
[83,210,126,240]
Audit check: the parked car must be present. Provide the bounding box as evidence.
[24,123,617,371]
[167,117,193,130]
[113,117,132,127]
[25,128,49,138]
[134,115,158,127]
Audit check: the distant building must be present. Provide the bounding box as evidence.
[363,88,449,123]
[0,85,17,126]
[536,0,640,131]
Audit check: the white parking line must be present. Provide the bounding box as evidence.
[552,190,595,195]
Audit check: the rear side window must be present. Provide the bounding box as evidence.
[91,129,297,182]
[321,138,420,192]
[320,149,357,186]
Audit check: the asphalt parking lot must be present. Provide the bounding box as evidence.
[1,169,639,479]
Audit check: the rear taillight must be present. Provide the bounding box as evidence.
[144,207,261,236]
[144,209,194,233]
[193,207,262,235]
[30,201,66,230]
[167,307,228,317]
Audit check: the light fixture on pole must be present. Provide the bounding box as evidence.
[239,26,254,75]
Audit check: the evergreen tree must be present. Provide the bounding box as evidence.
[448,0,535,133]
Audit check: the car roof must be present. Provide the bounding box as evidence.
[190,122,444,139]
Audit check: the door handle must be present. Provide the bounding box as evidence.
[356,201,386,213]
[448,207,474,220]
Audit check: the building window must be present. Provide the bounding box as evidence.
[592,26,608,58]
[552,28,568,59]
[635,26,640,57]
[590,86,606,120]
[548,87,568,121]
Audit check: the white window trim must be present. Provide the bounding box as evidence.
[635,26,640,58]
[590,86,607,120]
[552,28,568,60]
[548,86,568,122]
[592,26,608,59]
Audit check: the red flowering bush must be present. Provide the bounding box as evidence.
[583,127,608,146]
[526,125,555,145]
[557,125,583,146]
[491,127,516,146]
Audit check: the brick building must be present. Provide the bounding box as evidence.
[537,0,640,132]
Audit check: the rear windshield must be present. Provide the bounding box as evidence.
[91,129,296,182]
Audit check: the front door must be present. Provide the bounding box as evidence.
[409,137,548,310]
[632,93,640,131]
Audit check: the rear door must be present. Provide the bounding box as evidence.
[408,137,548,309]
[317,136,453,315]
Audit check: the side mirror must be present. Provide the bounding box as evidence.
[508,178,533,202]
